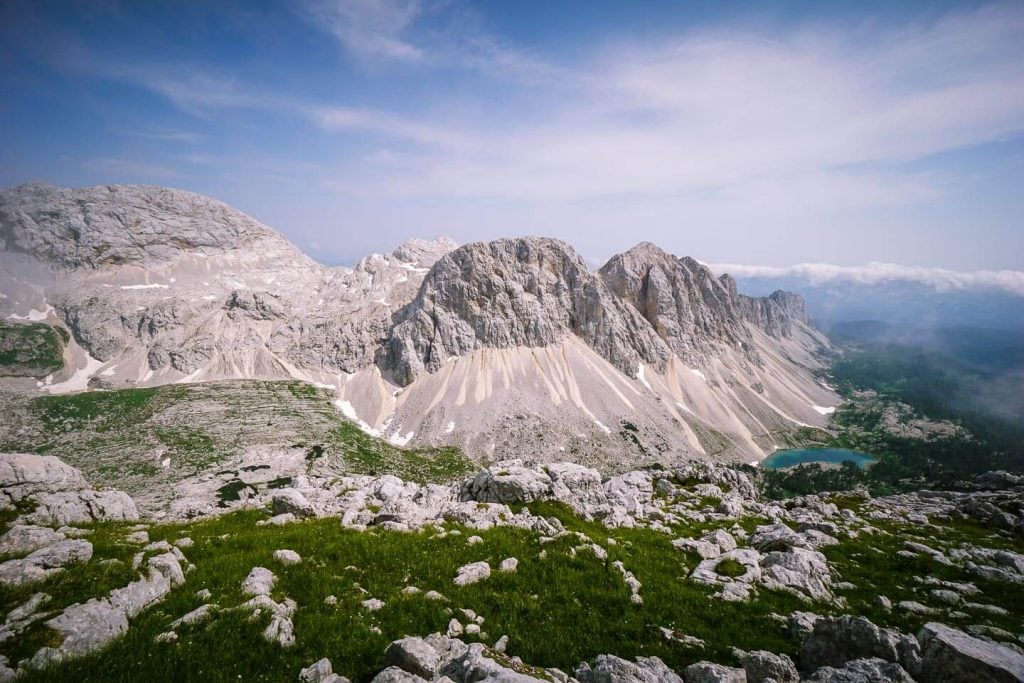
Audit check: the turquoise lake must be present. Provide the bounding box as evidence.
[761,448,876,470]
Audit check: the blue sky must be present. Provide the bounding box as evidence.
[1,0,1023,270]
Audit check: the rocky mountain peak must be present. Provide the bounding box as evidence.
[391,236,459,267]
[598,242,750,362]
[769,289,809,325]
[383,236,670,385]
[0,183,298,270]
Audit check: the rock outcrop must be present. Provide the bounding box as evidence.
[0,453,139,526]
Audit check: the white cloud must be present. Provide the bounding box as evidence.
[708,262,1024,297]
[290,1,1023,241]
[298,0,424,61]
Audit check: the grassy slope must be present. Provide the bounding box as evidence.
[0,322,65,378]
[0,381,475,494]
[2,497,1019,682]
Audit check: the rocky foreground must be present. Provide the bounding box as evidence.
[0,452,1022,681]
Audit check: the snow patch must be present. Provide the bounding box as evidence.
[389,431,415,447]
[689,367,707,381]
[444,421,456,434]
[161,458,171,469]
[120,283,169,290]
[41,353,104,394]
[593,420,612,435]
[636,364,652,390]
[812,405,836,415]
[8,306,52,321]
[176,368,204,384]
[334,399,383,437]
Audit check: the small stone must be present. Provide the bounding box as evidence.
[447,618,463,637]
[454,561,490,586]
[242,567,276,597]
[155,631,178,644]
[274,549,302,565]
[499,557,518,573]
[362,598,384,612]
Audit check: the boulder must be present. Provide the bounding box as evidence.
[739,649,798,682]
[759,547,832,601]
[749,524,808,552]
[805,657,914,682]
[242,567,276,596]
[800,616,917,674]
[369,667,428,682]
[576,654,684,683]
[917,622,1024,683]
[683,661,746,682]
[0,453,87,497]
[274,549,302,565]
[25,489,139,526]
[440,642,542,682]
[384,637,441,679]
[264,615,295,647]
[299,657,350,683]
[44,598,129,657]
[454,561,491,586]
[272,489,316,518]
[0,525,65,555]
[0,539,93,587]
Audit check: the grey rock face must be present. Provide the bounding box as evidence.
[749,524,809,552]
[805,657,914,682]
[0,539,93,587]
[241,567,276,597]
[599,243,750,362]
[739,649,799,682]
[800,616,913,673]
[735,288,809,339]
[384,637,442,679]
[576,653,684,683]
[459,461,607,516]
[917,622,1024,683]
[0,453,87,498]
[385,237,671,385]
[453,561,490,586]
[682,661,747,683]
[0,525,65,555]
[0,453,139,527]
[0,183,294,269]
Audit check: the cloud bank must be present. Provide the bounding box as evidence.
[709,262,1024,297]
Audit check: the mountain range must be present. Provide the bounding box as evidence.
[0,183,837,466]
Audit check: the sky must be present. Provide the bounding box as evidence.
[1,0,1023,273]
